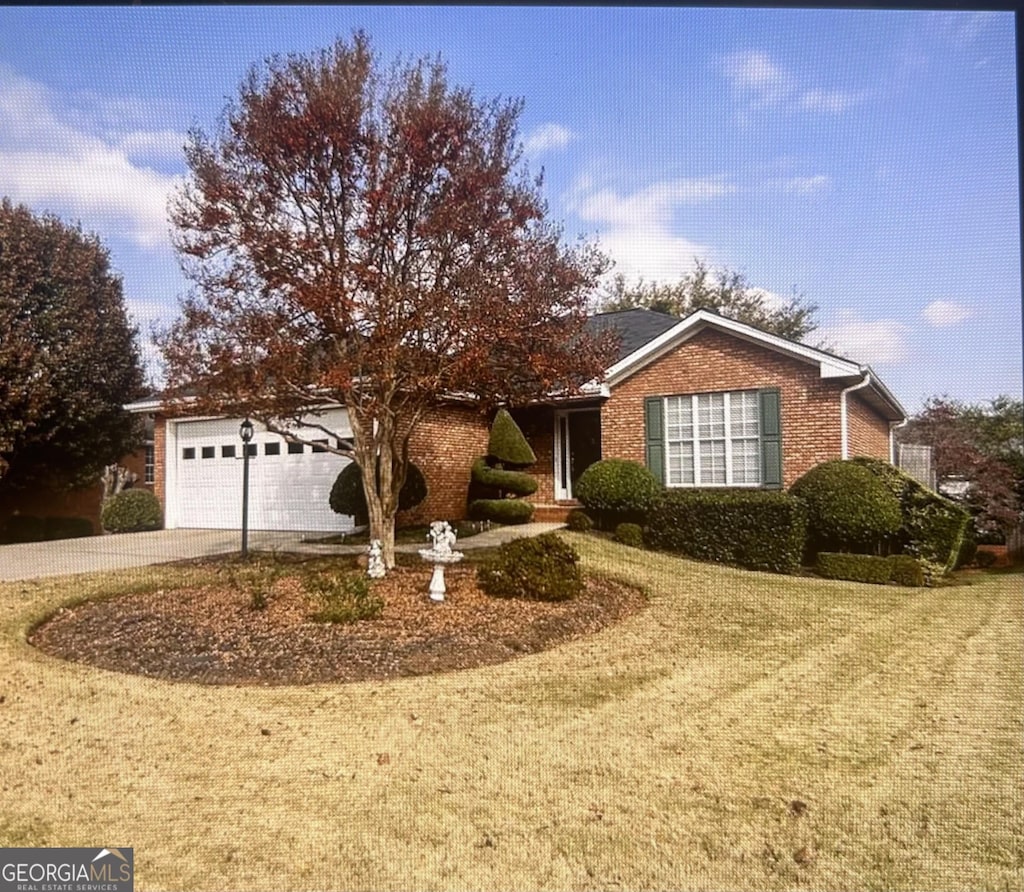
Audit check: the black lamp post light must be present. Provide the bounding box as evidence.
[239,417,254,558]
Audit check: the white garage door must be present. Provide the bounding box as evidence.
[169,410,355,532]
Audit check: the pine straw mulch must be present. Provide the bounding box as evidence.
[29,559,646,686]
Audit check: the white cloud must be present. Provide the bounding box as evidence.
[0,67,184,249]
[523,122,573,155]
[817,309,911,364]
[921,299,973,328]
[781,174,831,195]
[721,50,864,116]
[721,50,794,108]
[566,174,733,282]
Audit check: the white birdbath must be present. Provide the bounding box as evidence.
[418,520,464,602]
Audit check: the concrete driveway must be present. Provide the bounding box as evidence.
[0,529,308,582]
[0,523,564,582]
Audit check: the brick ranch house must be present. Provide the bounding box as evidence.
[125,308,907,533]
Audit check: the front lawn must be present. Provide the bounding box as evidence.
[0,533,1020,891]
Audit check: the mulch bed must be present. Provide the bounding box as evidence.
[29,563,646,686]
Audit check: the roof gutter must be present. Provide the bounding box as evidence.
[840,370,873,460]
[889,417,910,466]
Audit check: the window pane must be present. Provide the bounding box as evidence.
[201,446,215,459]
[222,445,236,458]
[287,442,304,455]
[730,391,760,438]
[698,393,725,438]
[665,396,692,439]
[699,440,726,484]
[732,439,762,484]
[264,442,281,456]
[182,447,196,460]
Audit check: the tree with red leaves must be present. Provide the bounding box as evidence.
[161,32,614,568]
[899,394,1022,540]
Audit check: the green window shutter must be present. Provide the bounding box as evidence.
[759,388,782,488]
[644,396,665,485]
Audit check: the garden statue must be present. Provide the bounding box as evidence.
[418,520,464,601]
[367,539,386,579]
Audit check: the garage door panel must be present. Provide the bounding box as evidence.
[172,411,355,532]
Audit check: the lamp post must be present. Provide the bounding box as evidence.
[239,418,254,558]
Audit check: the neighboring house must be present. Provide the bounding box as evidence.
[126,307,906,533]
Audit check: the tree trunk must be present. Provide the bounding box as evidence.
[352,410,399,570]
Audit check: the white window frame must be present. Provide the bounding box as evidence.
[663,390,762,488]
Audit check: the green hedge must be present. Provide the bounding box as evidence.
[101,489,163,533]
[565,508,593,532]
[851,457,969,574]
[790,460,903,556]
[575,459,662,529]
[647,489,806,573]
[817,553,894,585]
[890,555,925,587]
[613,522,644,548]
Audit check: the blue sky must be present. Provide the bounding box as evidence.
[0,6,1018,413]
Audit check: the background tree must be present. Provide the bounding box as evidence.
[599,258,818,342]
[0,199,145,493]
[161,32,614,568]
[899,394,1022,540]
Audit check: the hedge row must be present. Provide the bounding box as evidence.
[817,552,926,587]
[646,489,806,574]
[2,515,94,543]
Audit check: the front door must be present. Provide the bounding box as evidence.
[554,410,602,500]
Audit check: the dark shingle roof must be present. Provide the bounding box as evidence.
[585,308,680,363]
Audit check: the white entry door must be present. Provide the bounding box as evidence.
[168,410,354,533]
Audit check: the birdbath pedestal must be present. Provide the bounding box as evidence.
[418,521,464,602]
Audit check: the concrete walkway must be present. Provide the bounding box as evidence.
[0,523,565,583]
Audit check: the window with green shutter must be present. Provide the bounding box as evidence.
[644,388,782,487]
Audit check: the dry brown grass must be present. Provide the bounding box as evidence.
[1,533,1020,891]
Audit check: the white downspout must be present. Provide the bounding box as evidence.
[889,418,909,466]
[839,371,872,460]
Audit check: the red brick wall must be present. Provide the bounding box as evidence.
[848,393,892,461]
[405,403,490,523]
[600,328,868,487]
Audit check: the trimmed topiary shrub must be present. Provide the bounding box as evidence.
[329,460,427,525]
[890,555,925,587]
[477,532,583,601]
[101,489,163,533]
[468,498,536,525]
[817,552,894,585]
[468,410,537,525]
[487,408,537,466]
[574,459,662,529]
[614,522,644,548]
[851,457,970,575]
[470,457,538,497]
[955,525,979,569]
[790,460,902,556]
[647,489,806,573]
[565,508,593,532]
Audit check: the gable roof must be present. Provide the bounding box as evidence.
[597,307,906,422]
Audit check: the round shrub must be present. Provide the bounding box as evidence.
[565,508,593,532]
[790,460,902,554]
[329,460,427,524]
[468,498,535,525]
[575,459,662,528]
[613,522,644,548]
[477,532,583,601]
[101,489,163,533]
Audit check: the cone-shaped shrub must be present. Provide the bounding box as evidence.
[468,409,537,524]
[487,408,536,467]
